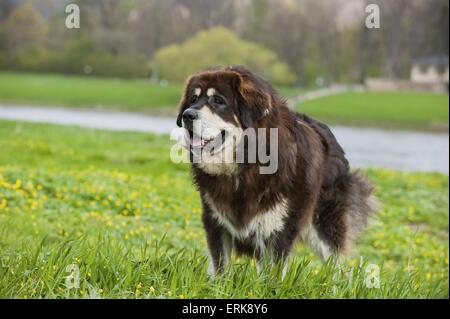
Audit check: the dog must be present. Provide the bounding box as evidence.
[176,65,377,277]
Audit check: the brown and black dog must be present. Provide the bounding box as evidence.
[176,65,377,277]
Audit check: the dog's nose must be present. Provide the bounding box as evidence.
[182,109,198,122]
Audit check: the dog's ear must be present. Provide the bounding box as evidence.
[176,75,196,127]
[225,70,271,128]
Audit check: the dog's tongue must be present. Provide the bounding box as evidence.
[190,136,203,147]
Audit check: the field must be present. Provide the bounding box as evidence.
[0,120,448,298]
[1,72,448,131]
[297,91,449,131]
[0,72,182,112]
[0,72,306,114]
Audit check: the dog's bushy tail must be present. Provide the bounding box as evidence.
[344,170,379,250]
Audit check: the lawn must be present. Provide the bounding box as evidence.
[0,120,448,298]
[0,72,306,115]
[0,72,182,113]
[1,72,448,131]
[297,91,449,131]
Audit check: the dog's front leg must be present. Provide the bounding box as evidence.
[202,204,232,277]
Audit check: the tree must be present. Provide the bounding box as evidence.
[2,0,48,54]
[153,27,296,85]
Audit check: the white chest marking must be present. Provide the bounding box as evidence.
[205,194,288,241]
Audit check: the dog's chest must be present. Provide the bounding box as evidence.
[204,193,288,241]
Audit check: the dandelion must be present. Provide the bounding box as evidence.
[179,294,185,299]
[0,198,7,210]
[149,286,155,293]
[14,179,22,189]
[136,282,142,289]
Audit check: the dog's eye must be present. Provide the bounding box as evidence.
[211,95,224,105]
[190,95,198,105]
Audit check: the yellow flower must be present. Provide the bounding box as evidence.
[0,198,7,210]
[14,179,22,189]
[149,286,155,293]
[179,294,185,299]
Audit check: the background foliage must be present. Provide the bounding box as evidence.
[0,0,448,85]
[153,27,295,85]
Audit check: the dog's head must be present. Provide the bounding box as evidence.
[176,66,278,175]
[177,65,274,129]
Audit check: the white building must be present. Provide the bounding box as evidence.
[410,55,449,85]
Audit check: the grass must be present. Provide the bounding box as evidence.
[0,72,182,113]
[1,72,447,131]
[0,72,306,115]
[0,120,448,298]
[297,91,449,131]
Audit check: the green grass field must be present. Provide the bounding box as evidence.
[0,72,306,115]
[0,72,182,112]
[1,72,448,131]
[297,91,449,131]
[0,120,448,298]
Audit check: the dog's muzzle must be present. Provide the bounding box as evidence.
[182,109,198,131]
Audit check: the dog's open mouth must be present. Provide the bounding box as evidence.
[186,129,226,150]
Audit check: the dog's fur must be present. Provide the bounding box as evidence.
[176,66,377,276]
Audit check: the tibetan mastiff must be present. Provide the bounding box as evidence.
[176,66,377,276]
